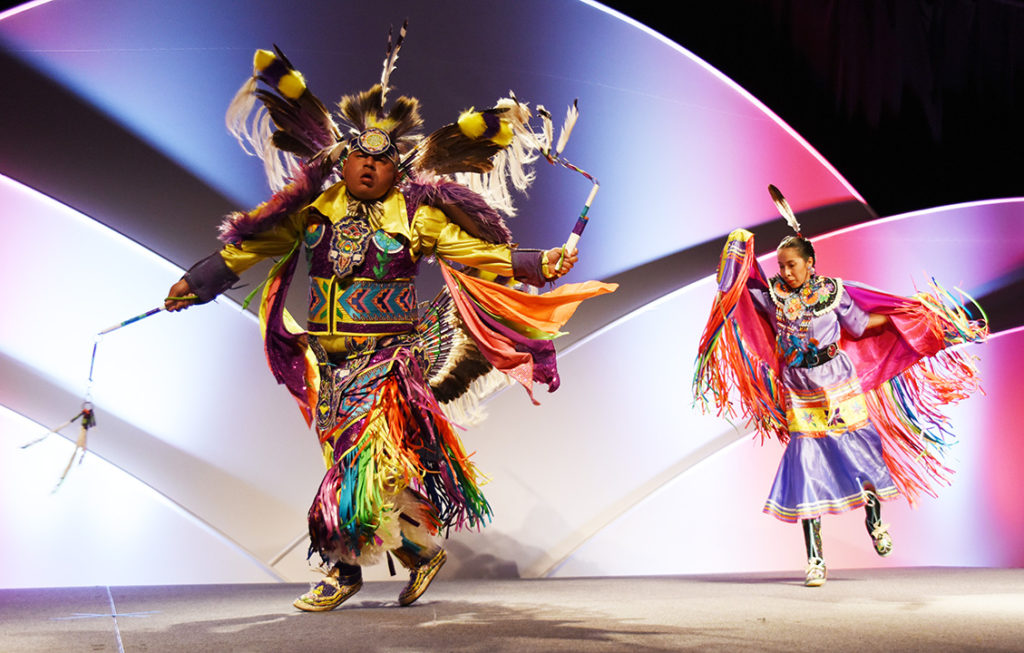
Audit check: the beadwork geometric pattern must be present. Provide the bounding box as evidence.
[309,278,331,324]
[338,280,417,322]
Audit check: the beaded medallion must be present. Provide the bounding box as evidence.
[329,215,373,279]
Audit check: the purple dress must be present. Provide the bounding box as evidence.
[753,275,898,522]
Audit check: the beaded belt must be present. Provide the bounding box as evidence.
[793,342,840,368]
[308,276,417,336]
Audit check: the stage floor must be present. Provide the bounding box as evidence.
[1,567,1022,652]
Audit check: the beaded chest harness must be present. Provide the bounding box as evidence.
[305,200,418,337]
[768,275,843,366]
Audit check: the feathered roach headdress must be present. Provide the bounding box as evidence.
[219,22,550,244]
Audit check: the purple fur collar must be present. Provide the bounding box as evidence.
[402,177,512,244]
[218,169,512,247]
[217,162,329,245]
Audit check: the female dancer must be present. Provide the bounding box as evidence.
[695,215,986,586]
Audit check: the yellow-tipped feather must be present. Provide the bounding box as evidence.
[253,49,275,72]
[278,70,307,100]
[457,110,486,139]
[492,121,514,147]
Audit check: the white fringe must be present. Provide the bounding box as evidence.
[535,104,554,153]
[225,77,259,154]
[440,368,513,427]
[224,75,301,192]
[451,94,548,218]
[316,487,440,568]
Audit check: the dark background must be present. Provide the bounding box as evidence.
[601,0,1024,218]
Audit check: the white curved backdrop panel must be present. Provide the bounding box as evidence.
[0,1,1020,588]
[0,176,324,587]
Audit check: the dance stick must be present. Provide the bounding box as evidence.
[96,306,164,336]
[23,294,197,488]
[539,100,600,273]
[556,180,600,271]
[95,294,195,336]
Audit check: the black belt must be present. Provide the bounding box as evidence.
[794,342,839,368]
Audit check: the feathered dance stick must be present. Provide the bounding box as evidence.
[768,184,801,236]
[22,294,196,489]
[536,100,600,271]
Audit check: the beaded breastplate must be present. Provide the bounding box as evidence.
[304,205,419,338]
[768,275,842,320]
[768,275,843,366]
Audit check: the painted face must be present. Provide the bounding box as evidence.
[342,150,397,201]
[777,246,814,289]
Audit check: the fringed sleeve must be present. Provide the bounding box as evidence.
[440,262,616,405]
[844,280,988,503]
[693,229,789,443]
[218,163,329,245]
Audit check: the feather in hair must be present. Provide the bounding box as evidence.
[768,184,801,235]
[338,85,423,155]
[379,96,422,151]
[338,85,385,134]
